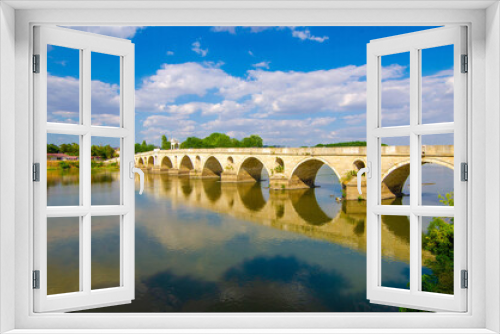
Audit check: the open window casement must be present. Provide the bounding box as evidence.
[365,26,467,312]
[33,26,136,312]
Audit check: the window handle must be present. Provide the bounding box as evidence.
[357,162,371,195]
[129,161,144,195]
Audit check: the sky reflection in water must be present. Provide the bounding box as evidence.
[45,164,452,312]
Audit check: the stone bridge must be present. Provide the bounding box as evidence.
[134,146,453,200]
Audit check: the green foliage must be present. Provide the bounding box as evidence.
[340,170,358,184]
[421,194,455,295]
[91,144,117,160]
[180,137,205,149]
[58,161,71,169]
[315,141,388,147]
[135,140,156,153]
[241,135,263,148]
[180,133,264,149]
[400,192,455,312]
[161,135,169,150]
[274,165,284,173]
[47,143,79,156]
[47,143,60,153]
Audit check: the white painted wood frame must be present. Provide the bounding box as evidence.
[32,26,135,313]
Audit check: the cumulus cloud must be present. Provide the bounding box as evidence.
[135,62,242,113]
[47,74,120,126]
[48,58,452,145]
[252,61,270,69]
[211,26,329,43]
[65,26,143,39]
[290,28,329,43]
[192,41,208,57]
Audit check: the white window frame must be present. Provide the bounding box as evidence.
[366,26,468,312]
[0,1,498,333]
[33,26,136,313]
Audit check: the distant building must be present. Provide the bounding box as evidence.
[114,148,120,157]
[170,138,180,150]
[47,153,78,161]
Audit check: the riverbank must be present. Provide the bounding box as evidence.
[47,160,120,171]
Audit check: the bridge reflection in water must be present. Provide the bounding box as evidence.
[139,172,430,264]
[48,167,443,312]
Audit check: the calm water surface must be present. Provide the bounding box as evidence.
[46,164,453,312]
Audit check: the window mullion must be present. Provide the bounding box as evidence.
[81,47,92,295]
[409,47,420,294]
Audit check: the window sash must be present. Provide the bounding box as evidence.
[366,26,468,312]
[33,25,136,313]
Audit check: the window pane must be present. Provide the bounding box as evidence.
[421,45,454,124]
[381,52,410,127]
[380,136,410,205]
[91,216,121,290]
[91,137,121,206]
[47,217,80,295]
[91,52,121,127]
[47,133,80,206]
[421,134,454,206]
[381,215,410,289]
[47,45,80,124]
[421,216,454,294]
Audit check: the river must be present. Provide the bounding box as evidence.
[46,163,453,312]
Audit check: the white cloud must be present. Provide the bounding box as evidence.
[211,26,329,43]
[211,26,237,34]
[48,57,453,145]
[135,62,242,113]
[192,41,208,57]
[65,26,143,39]
[252,61,270,69]
[142,115,198,143]
[47,74,120,126]
[290,28,329,43]
[248,51,254,57]
[166,51,175,56]
[342,113,366,125]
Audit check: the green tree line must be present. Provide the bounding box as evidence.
[47,143,118,160]
[315,141,388,147]
[180,133,263,149]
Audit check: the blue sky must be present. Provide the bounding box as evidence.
[47,26,454,147]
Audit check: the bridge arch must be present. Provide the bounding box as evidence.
[381,158,454,197]
[136,157,144,167]
[202,156,223,178]
[237,157,270,182]
[147,156,154,169]
[289,157,341,188]
[275,157,285,173]
[179,155,194,171]
[161,156,173,169]
[352,159,366,171]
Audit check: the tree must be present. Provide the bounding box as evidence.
[161,135,169,150]
[47,143,60,153]
[180,137,204,149]
[202,133,233,148]
[241,135,263,148]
